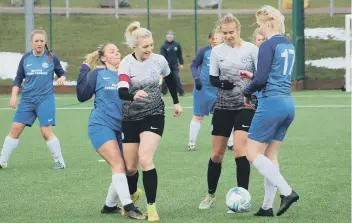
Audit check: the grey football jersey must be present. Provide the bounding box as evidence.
[118,53,171,121]
[210,41,258,110]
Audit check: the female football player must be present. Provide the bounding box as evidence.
[187,31,223,151]
[117,21,183,221]
[241,5,299,217]
[199,14,258,211]
[252,28,265,47]
[76,43,145,220]
[0,29,66,169]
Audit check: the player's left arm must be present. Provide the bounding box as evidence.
[162,57,179,105]
[190,47,205,80]
[53,55,66,85]
[243,42,273,97]
[163,58,182,117]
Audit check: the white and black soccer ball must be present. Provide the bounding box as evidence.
[225,187,251,212]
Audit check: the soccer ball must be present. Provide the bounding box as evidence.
[225,187,251,212]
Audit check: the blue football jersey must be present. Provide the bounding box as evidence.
[13,51,66,100]
[190,45,215,86]
[245,35,295,98]
[76,65,123,132]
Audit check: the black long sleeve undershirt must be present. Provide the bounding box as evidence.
[118,88,134,101]
[164,74,179,104]
[210,75,235,90]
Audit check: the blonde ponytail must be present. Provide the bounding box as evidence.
[124,21,152,48]
[83,51,100,69]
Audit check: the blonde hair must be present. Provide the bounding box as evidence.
[31,29,48,41]
[214,13,242,46]
[124,21,152,48]
[214,13,241,33]
[83,44,111,69]
[251,28,264,43]
[256,5,285,34]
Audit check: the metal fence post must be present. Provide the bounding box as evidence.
[168,0,172,19]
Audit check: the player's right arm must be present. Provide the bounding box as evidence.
[190,47,206,90]
[10,56,26,109]
[118,57,148,101]
[76,64,98,102]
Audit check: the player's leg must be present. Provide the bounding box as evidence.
[122,120,143,206]
[0,123,25,168]
[249,139,298,217]
[188,115,204,151]
[270,101,298,216]
[0,100,36,168]
[258,141,280,211]
[138,115,164,221]
[252,141,279,217]
[247,98,298,217]
[36,95,65,169]
[199,109,234,209]
[188,86,213,151]
[89,125,145,220]
[233,109,255,192]
[101,182,121,214]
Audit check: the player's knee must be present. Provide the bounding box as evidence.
[193,116,204,122]
[111,162,126,173]
[139,156,153,170]
[211,153,224,163]
[246,148,257,163]
[40,127,54,141]
[233,144,247,158]
[9,124,24,139]
[125,165,138,174]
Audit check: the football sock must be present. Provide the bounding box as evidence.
[0,136,19,163]
[105,183,119,207]
[126,171,139,195]
[207,158,222,194]
[46,137,63,161]
[253,155,292,196]
[262,164,279,210]
[189,120,201,146]
[143,168,158,204]
[112,173,133,206]
[235,156,250,190]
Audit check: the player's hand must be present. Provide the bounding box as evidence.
[195,79,203,90]
[10,96,17,109]
[220,80,235,90]
[57,76,66,86]
[239,70,253,79]
[178,65,184,70]
[133,90,148,100]
[173,103,183,117]
[244,96,254,109]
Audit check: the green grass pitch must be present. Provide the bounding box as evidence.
[0,90,350,222]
